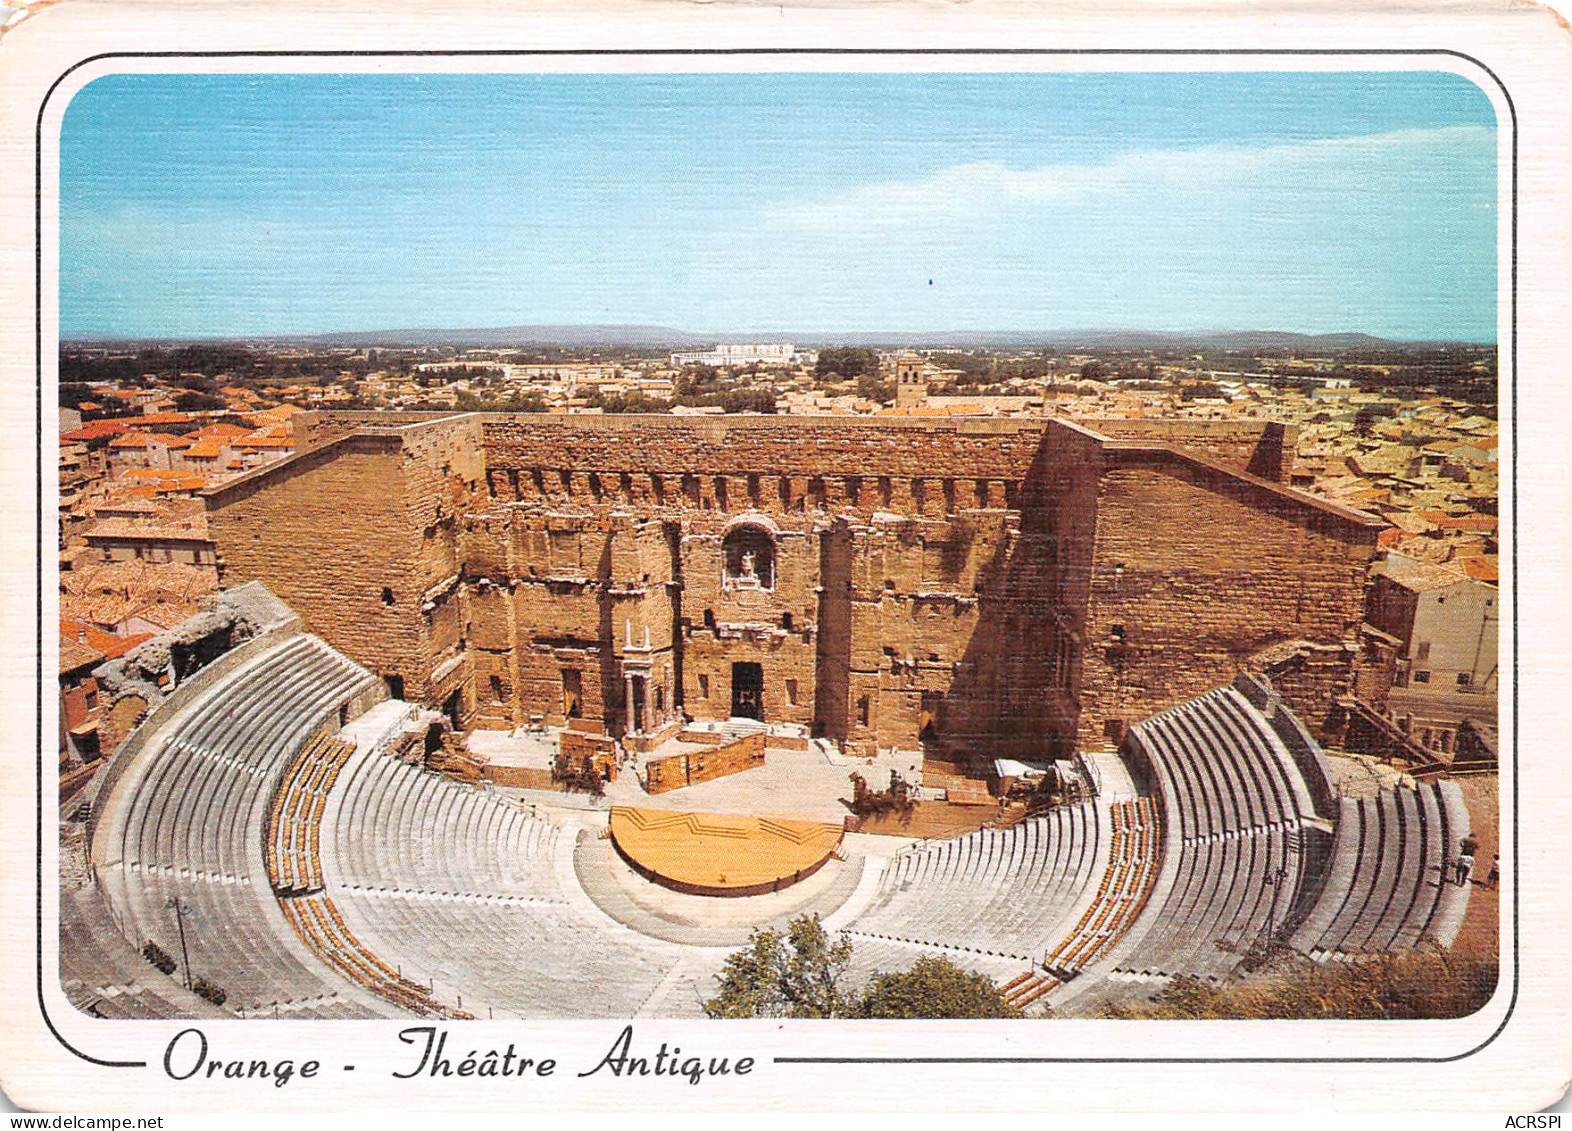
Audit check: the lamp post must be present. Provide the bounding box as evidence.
[165,896,193,991]
[1260,862,1290,954]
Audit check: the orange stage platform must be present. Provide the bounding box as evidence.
[608,806,844,897]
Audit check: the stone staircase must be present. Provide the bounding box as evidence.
[720,717,770,742]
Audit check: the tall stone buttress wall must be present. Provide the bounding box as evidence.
[204,435,424,689]
[1074,451,1383,748]
[205,417,486,705]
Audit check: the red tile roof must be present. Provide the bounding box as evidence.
[61,420,132,443]
[60,618,153,660]
[134,412,195,426]
[59,639,104,675]
[109,431,177,449]
[1461,557,1500,583]
[182,438,230,458]
[1414,509,1498,534]
[184,423,251,441]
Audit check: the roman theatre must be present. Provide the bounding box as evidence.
[63,412,1477,1019]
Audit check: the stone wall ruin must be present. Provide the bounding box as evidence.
[205,412,1384,768]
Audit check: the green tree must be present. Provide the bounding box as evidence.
[172,373,219,393]
[703,914,855,1018]
[594,391,673,414]
[857,956,1022,1019]
[815,347,878,380]
[856,374,895,404]
[60,382,96,409]
[174,390,226,412]
[1352,403,1397,437]
[679,363,722,391]
[1179,380,1225,401]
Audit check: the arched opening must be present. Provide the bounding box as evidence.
[723,524,776,590]
[381,586,395,606]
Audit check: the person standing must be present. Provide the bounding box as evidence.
[1487,854,1500,890]
[1454,838,1472,884]
[1457,849,1475,887]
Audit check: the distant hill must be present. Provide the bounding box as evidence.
[64,325,1479,351]
[267,324,716,349]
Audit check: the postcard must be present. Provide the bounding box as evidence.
[0,0,1568,1114]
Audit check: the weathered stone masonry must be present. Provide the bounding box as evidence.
[204,412,1383,768]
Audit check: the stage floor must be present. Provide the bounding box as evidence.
[608,806,843,897]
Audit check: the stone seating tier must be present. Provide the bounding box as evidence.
[1290,780,1471,959]
[844,801,1104,963]
[96,635,380,1014]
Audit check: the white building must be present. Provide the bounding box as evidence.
[670,343,813,368]
[1368,553,1499,695]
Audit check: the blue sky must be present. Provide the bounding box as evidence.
[59,72,1498,341]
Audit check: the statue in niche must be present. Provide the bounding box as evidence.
[739,551,757,581]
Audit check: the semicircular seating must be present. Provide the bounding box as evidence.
[1290,778,1471,959]
[82,617,1478,1020]
[319,747,704,1019]
[842,801,1104,965]
[91,631,386,1017]
[1111,682,1321,982]
[1094,674,1472,995]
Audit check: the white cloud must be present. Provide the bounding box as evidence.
[765,124,1494,232]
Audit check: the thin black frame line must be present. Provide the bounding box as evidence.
[33,47,1517,1072]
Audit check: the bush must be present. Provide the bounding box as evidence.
[857,956,1022,1019]
[1093,948,1497,1020]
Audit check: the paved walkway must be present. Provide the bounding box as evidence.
[1323,751,1413,798]
[1087,750,1139,800]
[466,728,556,769]
[602,744,921,823]
[1450,775,1501,962]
